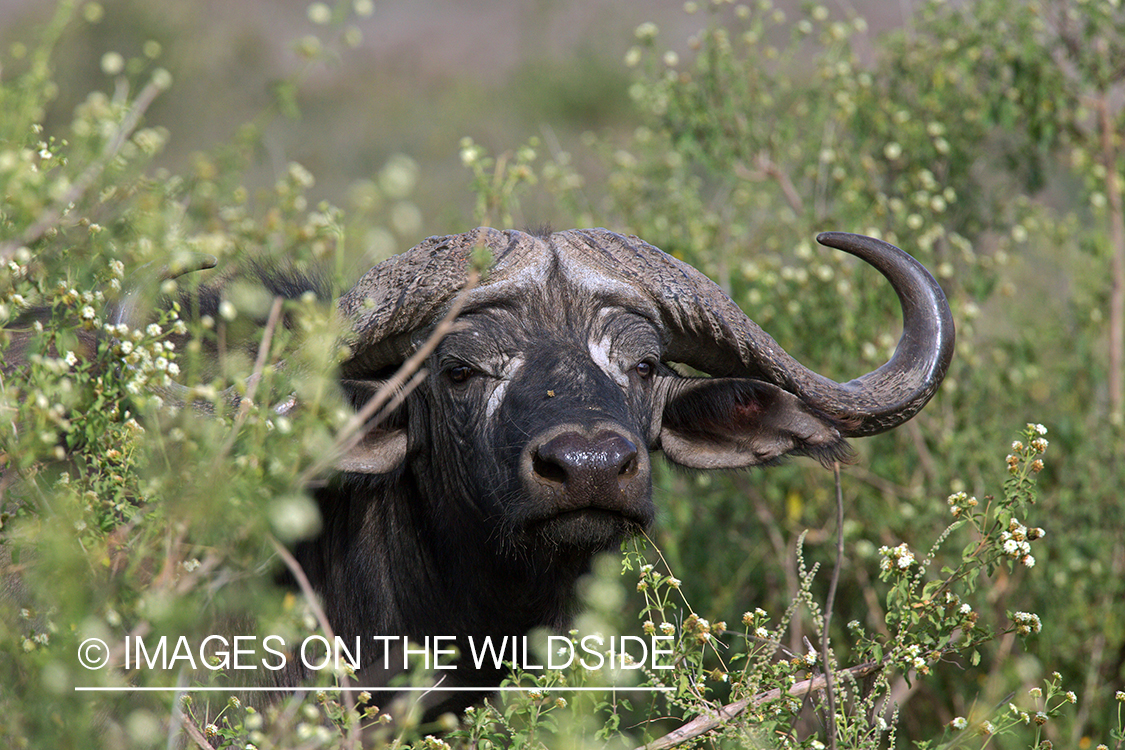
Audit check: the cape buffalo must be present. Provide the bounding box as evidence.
[266,227,954,714]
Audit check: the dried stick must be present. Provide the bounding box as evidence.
[634,661,881,750]
[269,534,360,750]
[178,713,217,750]
[820,462,846,750]
[212,296,285,467]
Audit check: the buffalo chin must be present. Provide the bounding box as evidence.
[532,509,641,551]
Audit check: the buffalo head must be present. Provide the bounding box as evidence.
[325,228,953,560]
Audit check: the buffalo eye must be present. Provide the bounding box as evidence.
[447,364,476,384]
[635,360,656,379]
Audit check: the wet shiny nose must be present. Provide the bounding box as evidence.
[532,431,640,507]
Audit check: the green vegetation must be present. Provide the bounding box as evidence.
[2,0,1123,748]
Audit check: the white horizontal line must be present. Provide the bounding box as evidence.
[74,685,672,693]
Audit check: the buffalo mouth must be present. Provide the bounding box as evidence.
[529,506,649,550]
[518,423,654,550]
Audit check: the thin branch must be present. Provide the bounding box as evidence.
[178,713,217,750]
[268,535,333,655]
[635,661,882,750]
[835,463,916,501]
[1097,93,1125,426]
[269,534,359,750]
[241,297,285,414]
[0,77,166,262]
[905,420,937,486]
[820,462,846,750]
[212,296,285,467]
[734,152,805,215]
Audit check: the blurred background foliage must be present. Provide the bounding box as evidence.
[1,0,1124,748]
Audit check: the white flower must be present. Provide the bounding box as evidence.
[879,543,915,571]
[101,51,124,75]
[1013,611,1042,634]
[307,2,331,24]
[459,143,481,167]
[951,716,967,730]
[635,21,659,41]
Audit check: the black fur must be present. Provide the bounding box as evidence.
[265,259,849,718]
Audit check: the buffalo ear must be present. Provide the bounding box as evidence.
[333,379,410,475]
[658,378,851,469]
[334,429,408,474]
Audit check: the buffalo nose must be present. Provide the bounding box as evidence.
[533,431,639,503]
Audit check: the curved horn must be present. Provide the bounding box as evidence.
[803,232,955,435]
[338,227,529,376]
[531,229,952,436]
[571,230,953,437]
[338,228,955,436]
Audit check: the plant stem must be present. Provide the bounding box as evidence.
[1098,94,1125,428]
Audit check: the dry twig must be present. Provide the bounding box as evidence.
[634,661,881,750]
[178,712,217,750]
[269,534,360,750]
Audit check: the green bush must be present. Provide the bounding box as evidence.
[2,1,1124,749]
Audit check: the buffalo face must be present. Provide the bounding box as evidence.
[334,234,876,559]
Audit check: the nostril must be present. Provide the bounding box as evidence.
[619,453,638,479]
[532,450,568,485]
[532,431,641,494]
